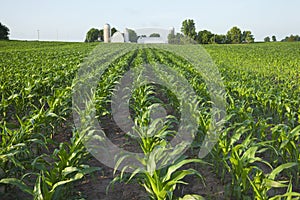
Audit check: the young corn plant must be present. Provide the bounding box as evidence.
[113,115,206,200]
[110,48,207,199]
[0,116,48,192]
[31,129,100,200]
[226,135,273,199]
[248,162,299,200]
[127,154,206,200]
[1,127,100,199]
[271,124,300,187]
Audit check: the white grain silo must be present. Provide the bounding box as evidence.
[104,23,111,43]
[124,28,129,43]
[169,27,175,37]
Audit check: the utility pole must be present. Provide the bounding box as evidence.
[37,29,40,41]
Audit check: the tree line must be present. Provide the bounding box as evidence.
[1,21,299,44]
[281,35,300,42]
[82,20,300,44]
[264,34,300,42]
[169,19,254,44]
[170,19,300,45]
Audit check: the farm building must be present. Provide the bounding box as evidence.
[104,23,174,44]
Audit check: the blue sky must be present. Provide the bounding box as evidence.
[1,0,299,42]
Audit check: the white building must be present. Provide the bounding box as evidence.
[110,31,125,43]
[137,37,166,44]
[103,24,174,44]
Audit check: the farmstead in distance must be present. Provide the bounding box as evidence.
[103,23,175,44]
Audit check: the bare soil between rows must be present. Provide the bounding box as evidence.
[72,115,228,200]
[3,115,227,200]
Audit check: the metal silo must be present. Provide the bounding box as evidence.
[124,28,129,43]
[169,27,175,37]
[104,23,111,43]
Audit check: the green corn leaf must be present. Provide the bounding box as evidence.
[144,172,160,198]
[62,166,79,177]
[264,179,288,188]
[33,175,43,200]
[247,175,263,199]
[49,172,84,193]
[179,194,205,200]
[162,159,206,182]
[80,166,101,176]
[0,178,33,195]
[269,192,300,200]
[268,162,297,180]
[162,170,195,191]
[290,125,300,137]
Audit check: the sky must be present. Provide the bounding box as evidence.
[1,0,300,42]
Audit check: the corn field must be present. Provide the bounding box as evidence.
[0,41,299,199]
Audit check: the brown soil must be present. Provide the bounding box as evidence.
[72,157,228,200]
[67,84,228,199]
[2,116,227,200]
[71,115,228,200]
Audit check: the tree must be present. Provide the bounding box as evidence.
[242,31,254,43]
[288,35,295,42]
[197,30,213,44]
[214,34,227,44]
[272,35,277,42]
[168,33,184,44]
[282,35,300,42]
[264,36,271,42]
[149,33,160,37]
[111,27,117,36]
[227,26,242,44]
[281,35,300,42]
[128,29,138,42]
[99,29,104,41]
[181,35,198,44]
[85,28,100,42]
[288,35,297,42]
[0,22,10,40]
[181,19,197,40]
[168,32,196,45]
[168,33,175,44]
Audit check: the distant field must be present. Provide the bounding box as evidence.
[0,41,299,199]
